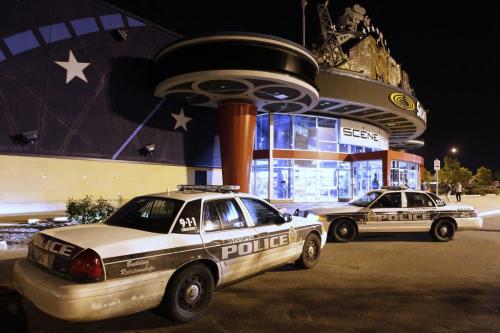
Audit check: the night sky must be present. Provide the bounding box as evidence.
[106,0,499,173]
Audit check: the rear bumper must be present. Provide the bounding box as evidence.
[14,259,172,321]
[457,217,483,231]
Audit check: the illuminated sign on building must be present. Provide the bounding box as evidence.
[416,101,427,123]
[389,92,415,111]
[389,92,427,124]
[340,119,388,150]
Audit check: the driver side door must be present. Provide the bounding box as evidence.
[239,197,296,272]
[366,192,403,231]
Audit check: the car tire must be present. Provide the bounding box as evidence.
[295,233,321,269]
[431,219,456,242]
[159,263,214,322]
[330,219,357,243]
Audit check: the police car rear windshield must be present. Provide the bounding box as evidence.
[105,197,184,233]
[351,191,383,207]
[426,192,447,207]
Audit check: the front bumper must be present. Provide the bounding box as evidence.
[14,259,173,321]
[457,217,483,231]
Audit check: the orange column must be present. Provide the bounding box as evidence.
[217,102,257,193]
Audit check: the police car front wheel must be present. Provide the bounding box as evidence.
[159,263,214,322]
[330,219,357,242]
[431,219,456,242]
[296,233,321,269]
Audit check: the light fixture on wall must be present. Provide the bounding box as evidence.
[139,143,155,156]
[13,130,39,145]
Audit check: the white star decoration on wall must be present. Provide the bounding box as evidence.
[55,50,90,83]
[171,109,192,131]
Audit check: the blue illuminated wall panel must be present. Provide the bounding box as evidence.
[99,14,123,30]
[38,23,71,43]
[3,30,40,55]
[70,17,99,36]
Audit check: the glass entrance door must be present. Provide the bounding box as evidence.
[293,160,318,202]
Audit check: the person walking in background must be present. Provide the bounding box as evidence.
[455,182,462,202]
[445,183,452,202]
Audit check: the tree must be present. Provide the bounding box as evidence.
[475,167,493,186]
[423,169,433,184]
[494,169,500,181]
[438,156,472,185]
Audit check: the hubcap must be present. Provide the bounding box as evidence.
[307,245,315,258]
[185,284,200,304]
[440,225,448,236]
[339,227,349,236]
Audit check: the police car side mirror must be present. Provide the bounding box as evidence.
[282,213,292,223]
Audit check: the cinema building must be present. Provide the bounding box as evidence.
[0,0,427,214]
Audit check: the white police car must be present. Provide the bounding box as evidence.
[14,185,326,323]
[304,187,482,243]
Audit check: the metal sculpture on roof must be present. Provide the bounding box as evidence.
[312,1,414,95]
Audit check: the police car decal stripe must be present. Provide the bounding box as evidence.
[102,244,203,264]
[103,224,322,280]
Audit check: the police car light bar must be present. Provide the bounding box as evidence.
[381,186,408,190]
[177,185,240,193]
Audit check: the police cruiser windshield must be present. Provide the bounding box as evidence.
[105,197,184,233]
[351,191,383,207]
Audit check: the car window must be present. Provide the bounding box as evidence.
[203,201,223,232]
[371,192,402,208]
[352,191,383,207]
[205,199,246,230]
[172,200,201,234]
[420,193,436,207]
[406,192,425,208]
[240,198,282,226]
[105,197,183,233]
[427,192,446,206]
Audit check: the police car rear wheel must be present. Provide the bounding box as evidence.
[296,233,321,269]
[160,263,214,322]
[431,219,455,242]
[331,219,356,243]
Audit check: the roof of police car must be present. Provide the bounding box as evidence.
[141,190,259,201]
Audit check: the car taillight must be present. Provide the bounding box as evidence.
[68,249,104,282]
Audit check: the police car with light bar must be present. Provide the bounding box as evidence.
[301,187,482,243]
[14,185,326,322]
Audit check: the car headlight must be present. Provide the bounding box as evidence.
[307,213,327,223]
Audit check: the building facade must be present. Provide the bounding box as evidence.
[0,0,427,214]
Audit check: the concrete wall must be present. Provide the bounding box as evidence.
[0,155,222,215]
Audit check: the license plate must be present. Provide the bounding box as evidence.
[32,247,55,269]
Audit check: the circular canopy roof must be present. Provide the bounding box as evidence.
[310,70,428,145]
[154,33,319,113]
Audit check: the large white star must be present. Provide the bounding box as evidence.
[171,109,192,131]
[55,50,90,84]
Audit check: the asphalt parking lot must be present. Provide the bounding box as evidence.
[2,216,500,333]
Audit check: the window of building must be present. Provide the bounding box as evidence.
[353,160,383,197]
[273,159,293,199]
[339,143,350,153]
[250,160,269,199]
[255,114,269,150]
[274,114,292,149]
[293,115,317,150]
[318,117,338,152]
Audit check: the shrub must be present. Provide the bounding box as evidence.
[66,195,115,224]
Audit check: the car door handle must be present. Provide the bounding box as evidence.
[397,211,405,214]
[209,240,223,246]
[258,232,269,237]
